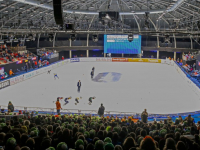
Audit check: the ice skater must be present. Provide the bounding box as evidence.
[75,97,80,105]
[53,97,63,103]
[54,73,59,79]
[63,97,72,105]
[77,80,81,92]
[92,67,95,72]
[47,70,51,74]
[91,70,94,79]
[88,97,96,105]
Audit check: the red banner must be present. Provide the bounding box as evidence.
[112,58,128,62]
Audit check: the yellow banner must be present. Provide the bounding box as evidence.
[128,58,161,63]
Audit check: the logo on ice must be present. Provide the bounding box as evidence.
[93,72,121,83]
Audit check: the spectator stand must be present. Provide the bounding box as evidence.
[176,61,200,89]
[0,47,39,80]
[37,48,59,64]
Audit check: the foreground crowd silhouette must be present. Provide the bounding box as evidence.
[0,113,199,150]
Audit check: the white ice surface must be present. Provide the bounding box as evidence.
[0,62,200,114]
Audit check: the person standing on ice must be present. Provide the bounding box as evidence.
[91,70,94,79]
[141,109,148,123]
[77,80,81,92]
[56,98,62,114]
[92,67,95,72]
[8,101,14,112]
[98,103,105,117]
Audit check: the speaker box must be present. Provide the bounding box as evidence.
[53,0,64,25]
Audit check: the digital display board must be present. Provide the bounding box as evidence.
[104,34,141,54]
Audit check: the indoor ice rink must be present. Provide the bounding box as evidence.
[0,61,200,114]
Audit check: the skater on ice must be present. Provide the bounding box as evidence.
[54,73,59,79]
[53,97,63,103]
[75,97,80,105]
[77,80,81,92]
[88,97,96,105]
[91,70,94,79]
[92,67,95,72]
[63,97,72,105]
[47,70,51,74]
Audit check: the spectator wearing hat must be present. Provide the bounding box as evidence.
[8,101,14,112]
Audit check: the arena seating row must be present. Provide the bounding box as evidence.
[176,62,200,89]
[0,46,35,65]
[0,113,199,150]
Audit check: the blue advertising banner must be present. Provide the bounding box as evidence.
[70,58,80,62]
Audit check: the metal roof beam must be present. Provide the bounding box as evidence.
[12,0,185,15]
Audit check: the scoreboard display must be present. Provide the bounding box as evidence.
[104,34,141,54]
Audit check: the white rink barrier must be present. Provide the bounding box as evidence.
[78,57,112,62]
[0,59,70,87]
[174,62,200,97]
[0,105,138,116]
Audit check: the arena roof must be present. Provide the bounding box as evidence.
[0,0,200,36]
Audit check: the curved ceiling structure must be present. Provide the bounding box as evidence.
[0,0,199,35]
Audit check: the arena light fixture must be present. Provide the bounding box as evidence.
[13,38,19,42]
[20,39,25,42]
[92,34,98,42]
[164,34,170,43]
[49,34,54,42]
[6,40,11,43]
[70,33,76,41]
[27,34,34,41]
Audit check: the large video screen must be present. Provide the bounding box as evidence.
[104,34,141,54]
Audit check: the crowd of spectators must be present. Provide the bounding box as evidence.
[37,49,57,57]
[0,44,39,80]
[182,52,196,61]
[0,44,35,65]
[0,108,200,150]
